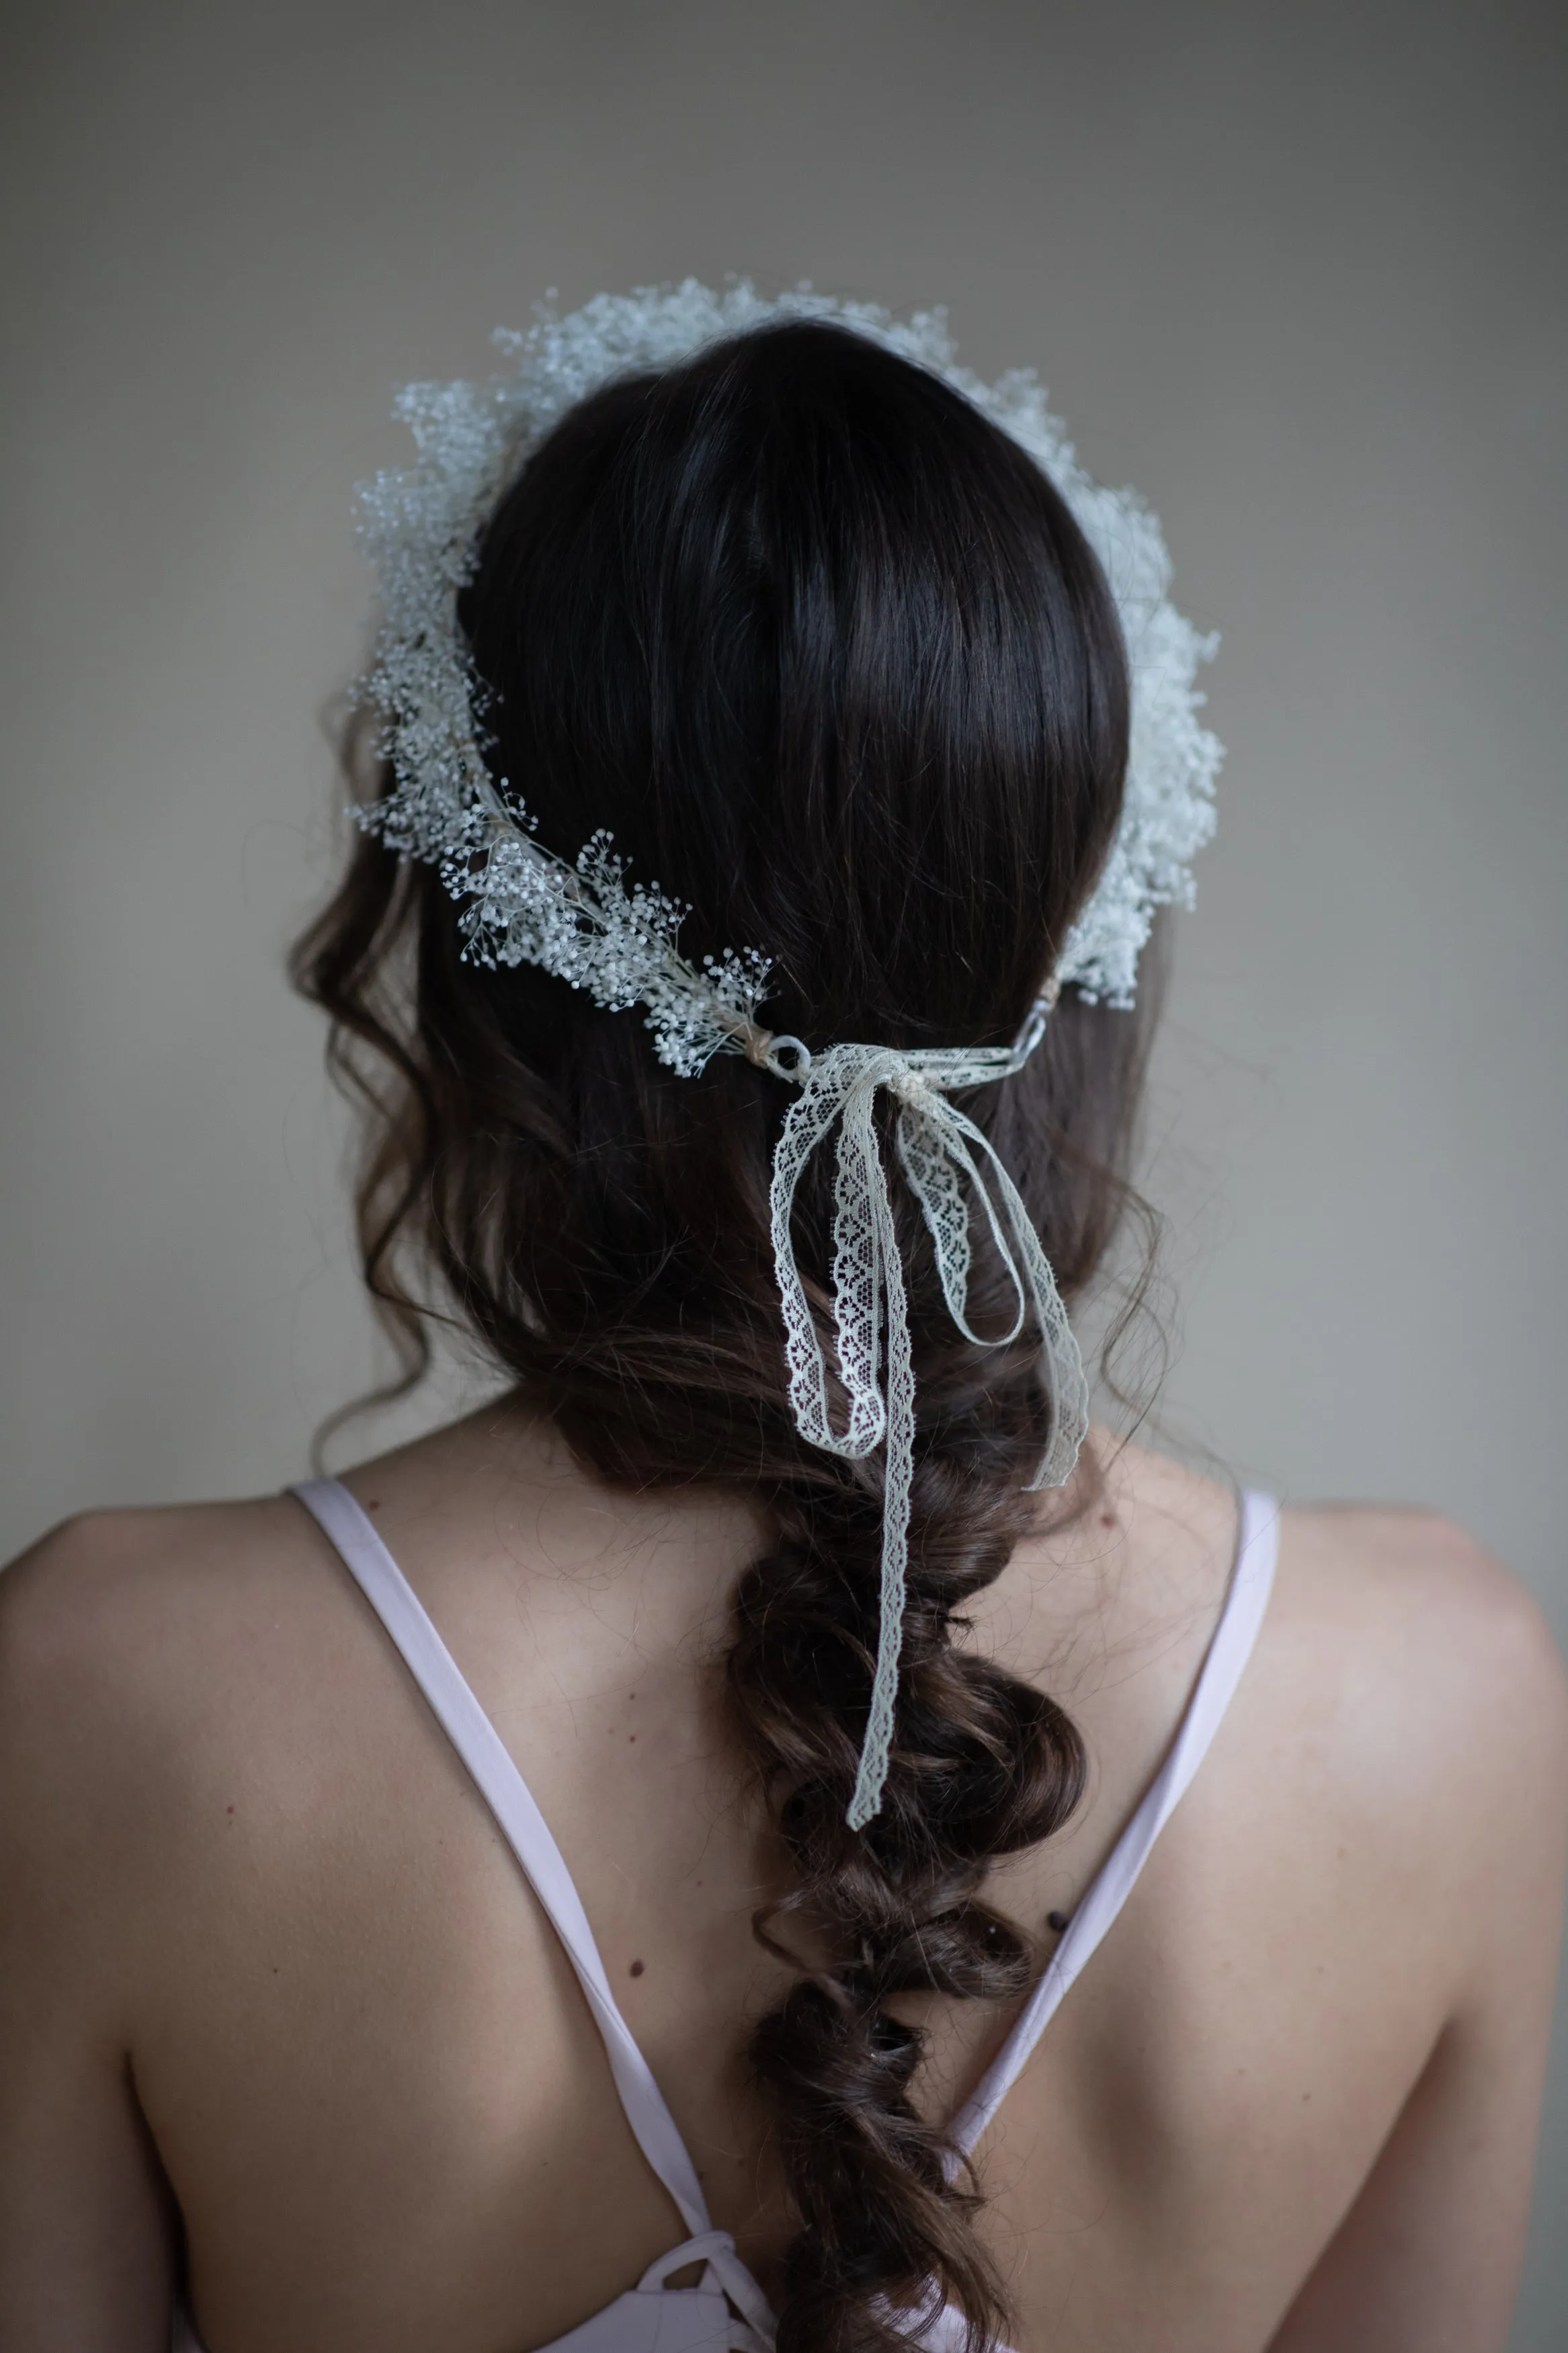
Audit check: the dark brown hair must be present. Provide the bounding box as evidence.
[294,321,1155,2350]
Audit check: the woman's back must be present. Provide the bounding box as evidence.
[2,294,1563,2352]
[1,1414,1560,2350]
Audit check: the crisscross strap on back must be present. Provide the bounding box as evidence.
[945,1486,1280,2162]
[290,1488,718,2235]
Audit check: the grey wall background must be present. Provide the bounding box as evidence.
[3,0,1564,2338]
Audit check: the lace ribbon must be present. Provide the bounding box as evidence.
[764,1006,1087,1829]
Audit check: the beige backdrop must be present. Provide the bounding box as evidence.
[4,1,1565,2338]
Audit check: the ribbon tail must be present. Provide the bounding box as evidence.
[894,1101,977,1332]
[845,1166,917,1832]
[973,1139,1085,1490]
[908,1096,1089,1492]
[831,1083,886,1419]
[770,1066,886,1460]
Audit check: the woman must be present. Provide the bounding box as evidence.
[1,289,1563,2353]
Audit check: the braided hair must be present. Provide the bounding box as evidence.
[294,320,1148,2349]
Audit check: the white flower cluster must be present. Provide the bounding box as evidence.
[354,280,1222,1062]
[460,821,772,1080]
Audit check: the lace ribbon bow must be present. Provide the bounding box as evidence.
[764,1014,1088,1829]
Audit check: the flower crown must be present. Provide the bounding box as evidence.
[356,280,1220,1061]
[352,282,1222,1826]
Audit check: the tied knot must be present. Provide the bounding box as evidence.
[767,1029,1087,1829]
[886,1062,938,1111]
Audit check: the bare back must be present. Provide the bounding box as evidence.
[0,1413,1563,2352]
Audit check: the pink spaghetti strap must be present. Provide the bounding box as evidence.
[290,1479,716,2241]
[284,1472,1276,2353]
[946,1486,1280,2161]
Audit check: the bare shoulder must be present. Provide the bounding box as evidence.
[1237,1497,1568,2018]
[1065,1439,1568,1907]
[1272,1500,1568,1778]
[0,1497,345,1876]
[1095,1436,1568,1775]
[0,1494,319,1702]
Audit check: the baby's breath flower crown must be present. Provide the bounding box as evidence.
[355,279,1219,1059]
[351,281,1223,1829]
